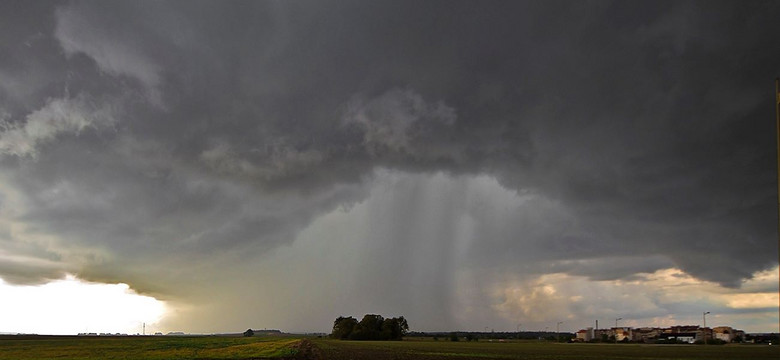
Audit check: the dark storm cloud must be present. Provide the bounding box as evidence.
[1,0,778,331]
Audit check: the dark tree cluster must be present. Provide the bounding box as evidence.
[331,314,409,340]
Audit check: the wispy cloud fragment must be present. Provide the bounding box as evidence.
[0,95,116,158]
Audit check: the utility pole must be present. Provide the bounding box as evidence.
[143,323,145,336]
[775,78,780,335]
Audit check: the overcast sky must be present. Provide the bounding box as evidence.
[0,0,778,334]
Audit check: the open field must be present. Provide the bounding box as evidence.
[314,338,780,360]
[0,335,303,360]
[2,336,779,360]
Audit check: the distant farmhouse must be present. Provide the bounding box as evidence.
[247,329,283,336]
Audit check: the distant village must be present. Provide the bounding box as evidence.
[574,325,751,344]
[409,324,778,344]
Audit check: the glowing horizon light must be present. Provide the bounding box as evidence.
[0,274,166,335]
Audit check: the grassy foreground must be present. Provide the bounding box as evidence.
[0,335,301,360]
[2,335,779,360]
[314,338,780,360]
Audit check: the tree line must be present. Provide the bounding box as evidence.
[331,314,409,340]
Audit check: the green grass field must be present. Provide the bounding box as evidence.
[314,338,780,360]
[0,335,301,360]
[2,336,779,360]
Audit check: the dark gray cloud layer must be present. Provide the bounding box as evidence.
[1,0,778,331]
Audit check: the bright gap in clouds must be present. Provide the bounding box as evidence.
[0,274,166,335]
[492,266,780,332]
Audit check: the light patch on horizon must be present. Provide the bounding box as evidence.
[0,274,166,335]
[725,293,777,309]
[492,265,780,332]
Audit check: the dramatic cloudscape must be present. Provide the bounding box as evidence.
[0,0,778,335]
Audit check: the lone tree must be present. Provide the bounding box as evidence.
[331,314,408,340]
[243,329,254,337]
